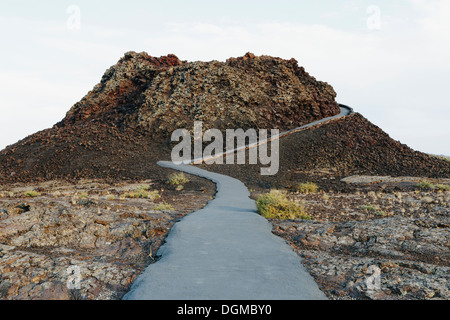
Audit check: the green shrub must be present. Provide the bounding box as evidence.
[154,202,175,211]
[360,204,377,212]
[256,190,311,220]
[78,192,89,199]
[291,182,319,194]
[417,181,433,190]
[434,184,450,192]
[360,205,386,217]
[122,188,160,200]
[416,181,450,192]
[24,190,40,198]
[167,173,190,186]
[375,210,386,217]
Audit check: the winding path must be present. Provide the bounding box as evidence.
[123,105,353,300]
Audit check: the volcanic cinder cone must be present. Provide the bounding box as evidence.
[0,52,448,184]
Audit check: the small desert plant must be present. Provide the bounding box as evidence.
[78,192,89,199]
[434,184,450,192]
[291,182,319,194]
[24,190,40,198]
[374,210,386,217]
[417,181,433,190]
[360,204,376,212]
[417,181,450,192]
[106,195,116,201]
[137,184,151,191]
[256,190,311,220]
[167,172,190,186]
[154,202,175,211]
[360,204,385,217]
[122,187,160,200]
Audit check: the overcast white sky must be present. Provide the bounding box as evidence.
[0,0,449,155]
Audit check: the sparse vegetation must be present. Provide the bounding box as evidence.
[167,172,190,186]
[375,210,386,217]
[360,204,376,212]
[360,204,386,217]
[416,181,450,192]
[256,190,311,220]
[78,192,89,199]
[417,181,433,190]
[154,202,175,211]
[291,182,319,194]
[121,186,160,200]
[24,190,40,198]
[434,184,450,192]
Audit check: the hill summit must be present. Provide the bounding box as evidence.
[58,51,340,136]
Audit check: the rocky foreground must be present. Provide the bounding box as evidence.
[0,175,215,300]
[1,172,448,300]
[265,176,450,300]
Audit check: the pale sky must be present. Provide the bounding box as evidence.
[0,0,449,155]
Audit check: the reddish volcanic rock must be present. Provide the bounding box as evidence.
[226,52,338,120]
[58,52,184,129]
[57,51,340,136]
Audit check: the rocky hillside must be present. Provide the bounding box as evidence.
[0,52,341,183]
[58,51,340,136]
[0,52,448,184]
[201,113,450,190]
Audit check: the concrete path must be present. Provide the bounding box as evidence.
[190,105,353,165]
[123,105,353,300]
[124,162,327,300]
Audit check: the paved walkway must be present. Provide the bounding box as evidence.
[124,162,326,300]
[123,106,352,300]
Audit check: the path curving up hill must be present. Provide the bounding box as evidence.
[123,105,353,300]
[124,161,326,300]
